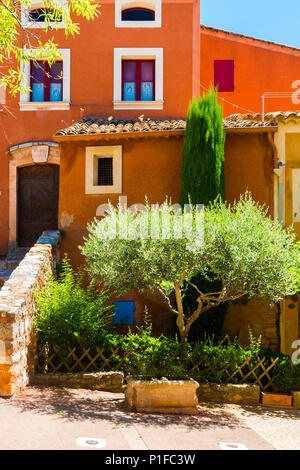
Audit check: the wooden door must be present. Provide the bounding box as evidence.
[18,164,59,247]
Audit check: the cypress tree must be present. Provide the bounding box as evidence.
[180,89,225,206]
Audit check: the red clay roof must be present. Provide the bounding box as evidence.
[55,117,187,136]
[201,25,300,53]
[55,115,279,138]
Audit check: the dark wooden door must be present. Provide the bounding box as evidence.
[18,164,59,247]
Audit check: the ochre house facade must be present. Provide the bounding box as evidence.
[0,0,300,352]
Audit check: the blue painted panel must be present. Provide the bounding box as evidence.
[113,301,135,325]
[32,83,44,102]
[50,83,62,102]
[124,82,136,101]
[141,82,153,101]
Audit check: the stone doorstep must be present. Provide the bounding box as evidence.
[31,371,124,392]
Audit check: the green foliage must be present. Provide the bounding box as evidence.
[0,0,99,95]
[258,348,300,393]
[290,241,300,293]
[80,193,297,341]
[34,255,114,354]
[36,297,300,391]
[180,89,225,206]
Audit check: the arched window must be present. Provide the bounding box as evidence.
[121,7,155,21]
[29,8,62,22]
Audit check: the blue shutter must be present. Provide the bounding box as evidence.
[113,301,135,325]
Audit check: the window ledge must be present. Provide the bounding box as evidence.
[113,100,163,110]
[19,101,70,111]
[21,21,65,29]
[116,20,161,28]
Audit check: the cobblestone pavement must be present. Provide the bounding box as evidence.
[0,386,299,450]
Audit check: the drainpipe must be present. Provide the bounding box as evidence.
[268,131,287,352]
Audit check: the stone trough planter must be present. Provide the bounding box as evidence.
[124,377,199,415]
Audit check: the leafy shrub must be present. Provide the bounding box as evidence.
[34,256,114,355]
[258,348,300,393]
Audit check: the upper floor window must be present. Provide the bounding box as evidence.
[214,60,234,92]
[31,61,63,102]
[122,7,155,21]
[113,48,163,110]
[122,60,155,101]
[22,1,65,29]
[19,48,70,111]
[29,8,62,22]
[115,0,161,28]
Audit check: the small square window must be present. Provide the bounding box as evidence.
[85,146,122,194]
[113,301,135,325]
[214,60,234,92]
[98,158,113,186]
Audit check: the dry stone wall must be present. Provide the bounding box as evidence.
[0,231,60,396]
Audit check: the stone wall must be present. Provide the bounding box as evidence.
[0,231,60,396]
[222,298,280,350]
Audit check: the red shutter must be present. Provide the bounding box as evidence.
[214,60,234,92]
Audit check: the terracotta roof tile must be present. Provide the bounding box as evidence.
[56,113,289,138]
[55,117,187,136]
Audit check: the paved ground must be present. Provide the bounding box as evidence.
[0,386,299,450]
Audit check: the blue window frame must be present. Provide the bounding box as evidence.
[113,301,135,325]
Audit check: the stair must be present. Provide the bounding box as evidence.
[0,249,30,288]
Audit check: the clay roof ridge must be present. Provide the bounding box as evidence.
[200,24,300,53]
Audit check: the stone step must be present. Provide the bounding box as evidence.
[0,260,7,271]
[7,247,30,260]
[6,259,21,270]
[0,269,14,287]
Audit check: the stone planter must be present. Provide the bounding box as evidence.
[292,391,300,409]
[261,392,292,407]
[125,377,199,415]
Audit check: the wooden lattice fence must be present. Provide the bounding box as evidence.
[37,345,132,374]
[189,354,279,391]
[37,344,280,391]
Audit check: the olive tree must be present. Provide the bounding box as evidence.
[80,194,298,342]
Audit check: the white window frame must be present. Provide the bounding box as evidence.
[19,48,71,111]
[115,0,161,28]
[85,146,122,195]
[113,48,163,110]
[21,0,66,29]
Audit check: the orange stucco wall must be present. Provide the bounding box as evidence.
[57,131,274,333]
[58,131,274,264]
[201,27,300,117]
[224,132,274,215]
[58,135,183,265]
[0,0,199,255]
[1,2,300,254]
